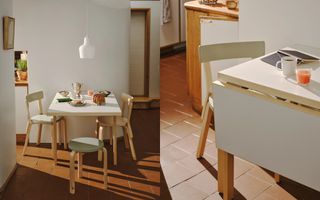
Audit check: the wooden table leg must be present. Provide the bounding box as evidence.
[112,116,117,165]
[52,116,58,165]
[218,149,234,200]
[218,149,224,193]
[70,151,76,194]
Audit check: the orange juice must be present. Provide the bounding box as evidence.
[87,89,94,96]
[296,69,311,85]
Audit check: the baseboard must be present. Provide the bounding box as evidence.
[16,134,26,144]
[160,42,186,58]
[0,164,17,199]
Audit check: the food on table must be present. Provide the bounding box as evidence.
[93,93,105,105]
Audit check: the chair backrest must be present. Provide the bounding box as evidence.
[199,41,265,96]
[120,93,134,121]
[26,91,44,120]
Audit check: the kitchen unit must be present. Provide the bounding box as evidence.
[185,0,238,113]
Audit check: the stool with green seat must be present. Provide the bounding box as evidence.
[69,137,108,194]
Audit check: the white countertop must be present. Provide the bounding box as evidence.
[217,45,320,110]
[48,92,122,116]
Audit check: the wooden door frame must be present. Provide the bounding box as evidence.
[131,8,151,97]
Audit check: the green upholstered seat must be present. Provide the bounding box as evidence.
[69,137,104,153]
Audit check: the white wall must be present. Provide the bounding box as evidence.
[160,0,180,47]
[200,19,239,105]
[0,0,17,188]
[14,0,130,142]
[131,1,160,98]
[239,0,320,52]
[160,0,191,47]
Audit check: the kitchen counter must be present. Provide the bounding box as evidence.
[185,0,239,113]
[185,1,238,18]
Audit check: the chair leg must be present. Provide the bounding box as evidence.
[36,124,42,145]
[103,147,108,189]
[58,122,62,146]
[127,124,137,161]
[22,122,32,156]
[109,127,113,145]
[95,119,100,138]
[78,153,83,178]
[112,117,118,165]
[69,151,76,194]
[98,126,104,161]
[196,103,213,158]
[50,119,58,164]
[63,118,68,149]
[122,127,129,149]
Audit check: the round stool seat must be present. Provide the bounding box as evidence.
[69,137,104,153]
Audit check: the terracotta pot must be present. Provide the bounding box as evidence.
[17,70,28,81]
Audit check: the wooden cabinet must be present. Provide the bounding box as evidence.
[185,1,238,113]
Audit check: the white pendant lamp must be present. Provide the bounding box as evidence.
[79,0,95,59]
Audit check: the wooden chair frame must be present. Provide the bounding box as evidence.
[22,91,67,161]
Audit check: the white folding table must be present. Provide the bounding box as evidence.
[213,44,320,199]
[47,92,122,165]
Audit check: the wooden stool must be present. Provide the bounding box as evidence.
[69,137,108,194]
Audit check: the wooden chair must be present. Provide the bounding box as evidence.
[96,93,137,162]
[69,137,108,194]
[196,41,265,158]
[22,91,68,159]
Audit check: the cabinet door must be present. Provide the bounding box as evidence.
[200,19,239,105]
[15,86,28,134]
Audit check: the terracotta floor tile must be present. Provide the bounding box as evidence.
[162,162,197,188]
[176,155,206,174]
[164,121,200,139]
[235,173,272,199]
[160,110,189,125]
[160,130,180,148]
[260,184,297,200]
[187,170,218,196]
[170,181,208,200]
[172,134,204,154]
[184,116,202,129]
[160,144,189,167]
[247,166,277,185]
[205,192,224,200]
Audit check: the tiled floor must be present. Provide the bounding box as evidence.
[3,109,160,200]
[160,52,320,200]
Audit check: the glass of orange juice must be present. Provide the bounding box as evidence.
[87,89,94,96]
[296,68,311,86]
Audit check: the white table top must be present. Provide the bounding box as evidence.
[217,45,320,110]
[48,92,122,116]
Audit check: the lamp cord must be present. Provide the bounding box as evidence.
[86,0,88,37]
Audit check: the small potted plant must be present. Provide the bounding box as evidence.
[16,59,28,81]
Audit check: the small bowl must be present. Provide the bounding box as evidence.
[97,90,111,97]
[226,0,238,10]
[59,90,70,97]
